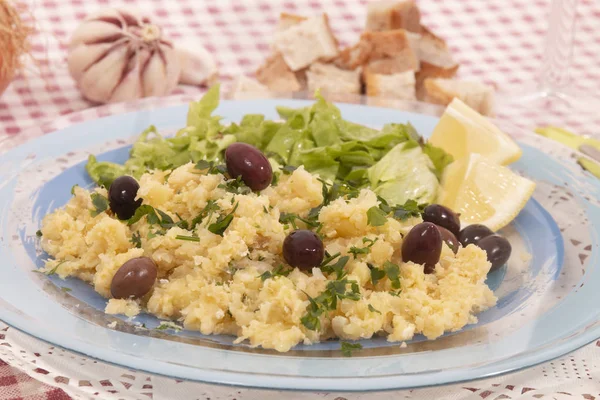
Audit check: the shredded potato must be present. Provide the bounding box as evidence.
[40,164,496,352]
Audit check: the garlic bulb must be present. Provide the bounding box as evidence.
[68,8,180,104]
[177,45,218,87]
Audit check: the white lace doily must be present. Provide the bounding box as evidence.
[0,321,598,399]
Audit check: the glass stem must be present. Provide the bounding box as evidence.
[538,0,579,93]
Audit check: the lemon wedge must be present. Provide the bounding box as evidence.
[429,98,522,165]
[438,154,536,231]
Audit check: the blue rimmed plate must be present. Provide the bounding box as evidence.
[0,98,598,391]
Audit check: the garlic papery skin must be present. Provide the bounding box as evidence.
[67,8,181,104]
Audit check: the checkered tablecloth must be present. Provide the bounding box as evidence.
[1,0,599,398]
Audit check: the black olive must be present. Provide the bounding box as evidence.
[458,224,494,247]
[477,234,512,272]
[108,176,143,220]
[402,222,442,274]
[283,230,324,271]
[423,204,461,236]
[111,257,158,299]
[437,225,460,254]
[225,143,273,191]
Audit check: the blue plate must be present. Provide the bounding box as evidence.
[0,99,598,391]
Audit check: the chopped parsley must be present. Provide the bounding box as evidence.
[368,263,386,286]
[368,304,381,314]
[340,341,363,357]
[271,172,280,186]
[301,277,360,331]
[155,321,182,331]
[130,232,142,248]
[175,235,200,242]
[208,202,238,236]
[319,253,350,280]
[190,200,220,229]
[70,184,79,195]
[391,199,426,220]
[367,261,400,289]
[280,165,297,174]
[61,287,72,293]
[218,176,252,195]
[195,160,227,175]
[127,205,187,231]
[318,178,360,206]
[36,230,42,238]
[263,206,269,214]
[349,237,378,259]
[366,206,388,227]
[90,193,109,217]
[43,261,65,276]
[384,261,401,289]
[371,196,427,224]
[258,264,291,281]
[279,212,321,230]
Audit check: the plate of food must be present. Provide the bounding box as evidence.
[0,86,598,391]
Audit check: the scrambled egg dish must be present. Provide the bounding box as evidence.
[40,163,496,352]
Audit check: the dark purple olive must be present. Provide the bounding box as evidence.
[477,234,512,272]
[283,230,324,271]
[111,257,158,299]
[108,176,143,220]
[225,143,273,191]
[458,224,494,247]
[402,222,442,274]
[437,225,460,254]
[423,204,461,236]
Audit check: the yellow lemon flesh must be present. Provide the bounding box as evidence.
[429,98,522,166]
[438,153,536,231]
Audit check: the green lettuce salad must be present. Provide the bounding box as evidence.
[86,85,452,205]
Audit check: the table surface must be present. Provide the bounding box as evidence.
[1,0,599,399]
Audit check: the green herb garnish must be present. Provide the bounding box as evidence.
[155,322,182,331]
[175,235,200,242]
[36,230,42,238]
[127,205,186,230]
[392,199,426,221]
[366,206,388,226]
[279,212,321,230]
[190,200,220,229]
[90,193,109,217]
[384,261,401,289]
[368,304,381,314]
[340,341,363,357]
[349,237,378,259]
[218,176,252,195]
[195,160,228,175]
[130,232,142,248]
[258,264,291,281]
[301,277,360,331]
[280,165,297,174]
[70,184,79,195]
[208,203,238,236]
[368,263,386,286]
[319,253,349,280]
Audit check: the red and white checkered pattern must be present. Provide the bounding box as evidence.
[1,0,600,136]
[1,0,600,398]
[0,360,69,400]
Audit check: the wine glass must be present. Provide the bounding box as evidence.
[496,0,600,137]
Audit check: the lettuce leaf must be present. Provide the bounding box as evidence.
[85,155,126,188]
[422,143,454,180]
[368,143,439,205]
[85,85,451,207]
